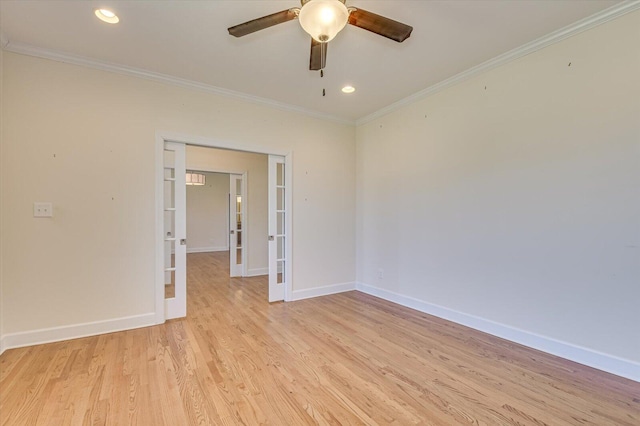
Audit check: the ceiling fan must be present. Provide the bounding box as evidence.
[228,0,413,71]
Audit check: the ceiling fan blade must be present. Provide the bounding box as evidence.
[309,38,327,71]
[228,9,298,38]
[348,8,413,43]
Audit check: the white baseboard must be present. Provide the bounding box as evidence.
[246,267,269,277]
[0,313,158,355]
[292,282,356,301]
[356,282,640,383]
[186,246,228,254]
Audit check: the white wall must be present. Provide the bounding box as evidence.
[356,10,640,371]
[186,146,269,276]
[186,172,230,253]
[0,39,4,351]
[0,51,356,343]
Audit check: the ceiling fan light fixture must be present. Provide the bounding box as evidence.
[341,85,355,93]
[298,0,349,42]
[94,8,119,24]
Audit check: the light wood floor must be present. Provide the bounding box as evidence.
[1,252,639,425]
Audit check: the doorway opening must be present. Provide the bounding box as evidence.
[156,133,292,322]
[179,169,248,279]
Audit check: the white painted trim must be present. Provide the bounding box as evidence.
[0,313,156,354]
[187,246,228,254]
[154,134,166,324]
[356,282,640,383]
[246,267,269,277]
[356,1,640,125]
[1,41,353,126]
[291,282,356,301]
[163,131,289,157]
[284,152,294,302]
[240,172,248,277]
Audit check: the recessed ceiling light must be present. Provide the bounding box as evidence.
[341,86,356,94]
[95,9,119,24]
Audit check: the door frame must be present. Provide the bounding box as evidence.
[155,131,293,323]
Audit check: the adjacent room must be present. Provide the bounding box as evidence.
[1,1,638,424]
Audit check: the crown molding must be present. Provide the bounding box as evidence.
[356,1,640,126]
[2,2,637,127]
[1,40,355,126]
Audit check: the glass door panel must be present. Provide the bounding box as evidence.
[269,156,287,301]
[163,142,186,319]
[229,174,244,276]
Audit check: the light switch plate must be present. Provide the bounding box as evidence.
[34,202,53,217]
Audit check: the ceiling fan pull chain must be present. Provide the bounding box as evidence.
[323,88,326,97]
[321,69,324,78]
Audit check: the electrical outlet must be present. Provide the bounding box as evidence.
[378,268,384,279]
[34,202,53,218]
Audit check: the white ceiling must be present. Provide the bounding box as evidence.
[0,0,622,122]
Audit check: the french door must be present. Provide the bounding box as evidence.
[163,142,186,319]
[268,155,288,302]
[157,136,291,312]
[229,174,245,277]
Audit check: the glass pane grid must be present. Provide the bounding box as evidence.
[273,161,286,288]
[277,260,285,284]
[164,169,175,182]
[165,271,175,298]
[163,148,176,285]
[164,247,176,271]
[277,188,285,210]
[277,162,284,186]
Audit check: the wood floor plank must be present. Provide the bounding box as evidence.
[1,251,639,425]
